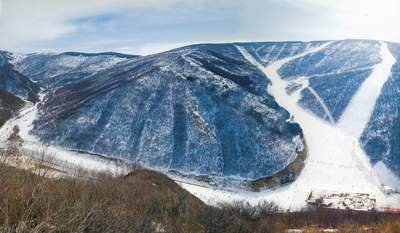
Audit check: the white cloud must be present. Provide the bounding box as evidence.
[0,0,202,50]
[285,0,400,42]
[0,0,399,53]
[116,40,235,55]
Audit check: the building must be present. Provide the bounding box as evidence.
[306,190,376,212]
[379,185,395,195]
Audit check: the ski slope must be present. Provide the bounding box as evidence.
[306,85,334,124]
[338,42,396,137]
[238,42,379,191]
[177,43,400,210]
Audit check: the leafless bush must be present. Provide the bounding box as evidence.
[218,200,281,220]
[0,146,399,233]
[0,159,210,233]
[0,126,23,168]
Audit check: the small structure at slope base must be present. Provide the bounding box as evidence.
[306,190,376,212]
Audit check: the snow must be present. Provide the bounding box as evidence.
[22,142,128,175]
[12,53,128,84]
[291,77,334,124]
[239,42,379,190]
[336,42,400,191]
[43,55,126,79]
[338,42,396,137]
[8,53,27,67]
[0,102,37,142]
[373,161,400,191]
[174,43,400,211]
[306,86,334,124]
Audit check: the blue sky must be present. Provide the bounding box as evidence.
[0,0,399,55]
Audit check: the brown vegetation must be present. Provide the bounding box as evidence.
[0,89,25,127]
[0,143,399,233]
[0,164,207,233]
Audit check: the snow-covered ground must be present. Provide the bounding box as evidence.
[175,42,400,211]
[0,93,129,176]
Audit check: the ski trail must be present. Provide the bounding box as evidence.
[291,77,334,124]
[338,42,396,137]
[306,86,334,124]
[236,42,335,125]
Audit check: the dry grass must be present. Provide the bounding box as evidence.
[0,163,210,233]
[0,141,399,233]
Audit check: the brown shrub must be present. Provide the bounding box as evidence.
[0,147,399,233]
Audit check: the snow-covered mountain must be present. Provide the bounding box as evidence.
[1,40,400,191]
[244,40,400,183]
[361,42,400,183]
[12,51,138,88]
[278,40,381,123]
[30,44,304,180]
[0,51,39,102]
[0,51,39,126]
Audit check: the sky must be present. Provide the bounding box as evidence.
[0,0,399,55]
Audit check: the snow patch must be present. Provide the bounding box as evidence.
[373,161,400,191]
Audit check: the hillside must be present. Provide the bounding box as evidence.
[0,51,39,102]
[12,52,138,89]
[0,51,38,127]
[30,43,305,181]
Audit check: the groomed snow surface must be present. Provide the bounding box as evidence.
[1,42,400,211]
